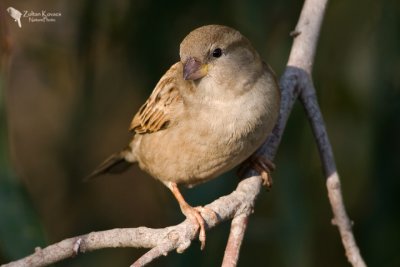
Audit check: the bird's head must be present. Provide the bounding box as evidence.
[179,25,261,84]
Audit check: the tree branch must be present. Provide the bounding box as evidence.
[1,0,367,266]
[300,81,366,267]
[1,176,263,267]
[221,213,249,267]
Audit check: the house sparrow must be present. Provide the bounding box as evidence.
[7,7,22,28]
[88,25,280,249]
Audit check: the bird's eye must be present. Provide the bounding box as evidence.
[212,48,223,58]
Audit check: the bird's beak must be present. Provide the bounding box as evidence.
[183,57,208,80]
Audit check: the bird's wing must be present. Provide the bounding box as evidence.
[130,62,189,134]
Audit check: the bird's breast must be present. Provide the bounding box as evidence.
[136,77,278,186]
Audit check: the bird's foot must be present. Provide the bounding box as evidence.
[168,182,211,250]
[180,204,207,250]
[194,206,218,222]
[238,155,275,189]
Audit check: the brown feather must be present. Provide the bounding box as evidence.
[129,63,184,134]
[85,150,133,181]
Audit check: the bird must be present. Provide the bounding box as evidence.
[7,7,22,28]
[87,25,281,249]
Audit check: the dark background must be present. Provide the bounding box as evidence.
[0,0,399,266]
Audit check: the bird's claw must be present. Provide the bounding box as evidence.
[238,155,275,189]
[182,205,207,250]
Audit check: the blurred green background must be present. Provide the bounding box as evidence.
[0,0,399,266]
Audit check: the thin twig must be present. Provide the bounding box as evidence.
[327,172,366,267]
[220,166,264,267]
[221,213,249,267]
[300,82,367,267]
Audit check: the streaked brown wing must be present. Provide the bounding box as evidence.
[130,62,185,134]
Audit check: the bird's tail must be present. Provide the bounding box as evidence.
[85,147,135,181]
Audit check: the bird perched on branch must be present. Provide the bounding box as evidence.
[87,25,280,249]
